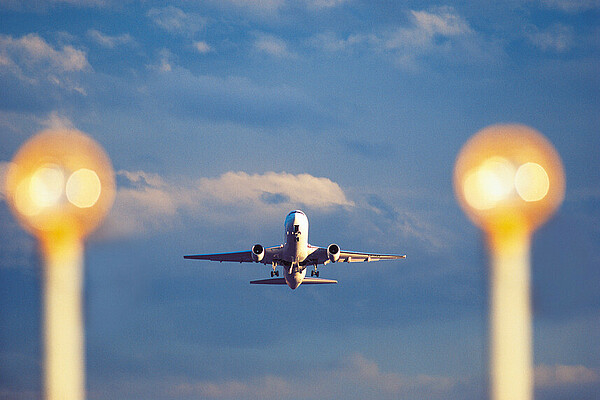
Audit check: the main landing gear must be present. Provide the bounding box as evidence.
[271,263,279,277]
[310,265,319,277]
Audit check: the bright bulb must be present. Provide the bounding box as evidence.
[515,162,549,202]
[463,157,516,210]
[30,164,65,209]
[66,169,102,208]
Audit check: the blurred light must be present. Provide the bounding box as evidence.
[463,157,515,210]
[4,128,115,238]
[454,124,565,400]
[30,164,65,209]
[66,169,101,208]
[4,128,115,400]
[515,162,549,202]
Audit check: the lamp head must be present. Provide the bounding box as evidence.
[454,124,565,234]
[4,129,115,241]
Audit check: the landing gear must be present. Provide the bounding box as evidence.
[311,265,319,277]
[271,263,279,277]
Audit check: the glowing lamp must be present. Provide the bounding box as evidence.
[454,124,564,400]
[4,129,115,400]
[454,124,565,238]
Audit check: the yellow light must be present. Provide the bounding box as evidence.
[4,128,115,400]
[66,168,102,208]
[515,162,549,202]
[4,129,115,238]
[30,164,66,209]
[463,157,516,210]
[454,124,565,232]
[454,124,565,400]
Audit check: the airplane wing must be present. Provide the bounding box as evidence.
[184,246,283,264]
[303,246,406,265]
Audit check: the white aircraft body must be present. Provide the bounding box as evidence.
[184,210,406,290]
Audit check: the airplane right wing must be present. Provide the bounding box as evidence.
[184,245,283,264]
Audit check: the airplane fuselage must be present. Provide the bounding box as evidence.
[282,210,310,289]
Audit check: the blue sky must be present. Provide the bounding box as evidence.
[0,0,599,399]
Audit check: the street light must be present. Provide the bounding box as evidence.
[4,129,115,400]
[454,124,565,400]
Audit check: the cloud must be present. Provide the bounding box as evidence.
[253,33,296,58]
[0,0,106,11]
[0,33,88,74]
[525,23,574,52]
[100,170,353,238]
[193,41,212,54]
[310,7,498,69]
[142,64,326,127]
[168,354,459,399]
[383,7,479,68]
[304,0,349,9]
[0,33,89,94]
[39,111,76,130]
[539,0,600,12]
[535,364,600,387]
[87,29,135,49]
[147,6,206,37]
[0,161,10,200]
[210,0,285,14]
[309,32,380,52]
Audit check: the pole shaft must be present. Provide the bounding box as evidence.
[42,235,85,400]
[489,230,532,400]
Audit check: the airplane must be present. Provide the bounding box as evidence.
[184,210,406,290]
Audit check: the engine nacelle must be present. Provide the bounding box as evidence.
[251,244,265,263]
[327,243,340,263]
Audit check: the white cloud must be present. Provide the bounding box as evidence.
[254,34,296,58]
[173,375,292,399]
[212,0,285,14]
[87,29,134,49]
[0,33,88,72]
[168,354,458,399]
[309,32,379,52]
[193,41,212,54]
[526,23,574,52]
[40,111,76,130]
[304,0,349,9]
[0,33,89,91]
[310,7,497,69]
[539,0,600,12]
[147,6,206,37]
[383,7,475,67]
[535,364,600,387]
[100,170,353,238]
[0,161,11,200]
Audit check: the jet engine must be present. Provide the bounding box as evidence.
[327,244,340,263]
[251,244,265,262]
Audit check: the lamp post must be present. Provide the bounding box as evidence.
[4,129,115,400]
[453,124,565,400]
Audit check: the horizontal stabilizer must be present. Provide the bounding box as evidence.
[301,277,338,284]
[250,278,287,285]
[249,277,338,285]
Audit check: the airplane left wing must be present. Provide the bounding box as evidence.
[304,245,406,265]
[184,246,283,264]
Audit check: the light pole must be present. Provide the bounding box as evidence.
[5,129,115,400]
[454,124,565,400]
